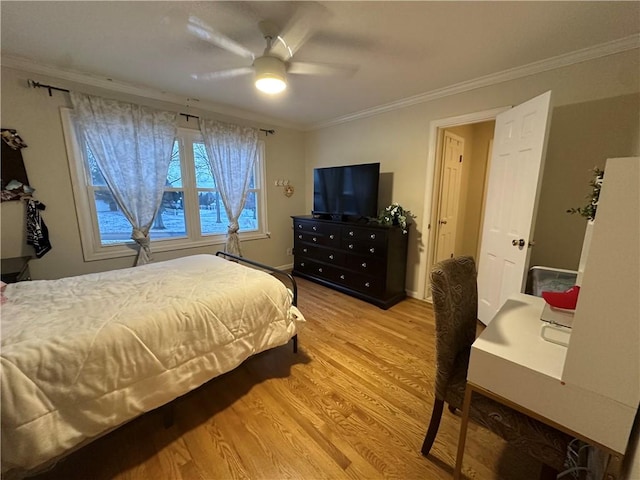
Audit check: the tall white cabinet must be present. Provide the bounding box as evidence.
[563,157,639,471]
[467,157,639,478]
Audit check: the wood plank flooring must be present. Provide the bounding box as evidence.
[33,278,545,480]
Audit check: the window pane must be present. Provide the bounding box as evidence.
[248,168,255,189]
[94,190,187,245]
[193,142,215,188]
[241,191,258,232]
[151,192,187,239]
[199,191,259,235]
[166,141,182,188]
[87,148,107,186]
[199,191,225,235]
[94,189,132,244]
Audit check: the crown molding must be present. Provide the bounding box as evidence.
[308,34,640,131]
[0,54,301,131]
[2,33,638,132]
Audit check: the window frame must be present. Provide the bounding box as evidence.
[61,108,269,261]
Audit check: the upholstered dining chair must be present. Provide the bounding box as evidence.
[421,256,572,477]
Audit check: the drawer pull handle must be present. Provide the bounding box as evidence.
[312,226,317,231]
[370,233,376,239]
[365,282,370,288]
[318,267,323,273]
[303,248,307,253]
[349,231,354,236]
[298,234,302,239]
[362,262,367,268]
[348,244,354,249]
[369,247,375,254]
[329,234,335,240]
[329,254,334,260]
[340,274,345,280]
[312,237,317,242]
[298,224,302,229]
[300,262,305,267]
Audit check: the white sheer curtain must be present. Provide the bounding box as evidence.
[70,92,177,265]
[199,119,258,256]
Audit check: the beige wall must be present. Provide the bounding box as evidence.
[305,49,640,298]
[530,93,640,270]
[0,66,307,279]
[2,49,639,286]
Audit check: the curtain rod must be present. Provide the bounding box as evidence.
[27,79,276,136]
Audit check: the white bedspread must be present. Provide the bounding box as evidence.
[0,254,304,476]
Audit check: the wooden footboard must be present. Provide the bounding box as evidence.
[215,251,299,353]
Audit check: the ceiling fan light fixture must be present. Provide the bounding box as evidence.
[254,56,287,94]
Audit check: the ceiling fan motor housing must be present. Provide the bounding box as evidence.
[254,55,287,93]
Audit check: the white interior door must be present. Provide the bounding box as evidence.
[477,91,553,325]
[435,131,464,262]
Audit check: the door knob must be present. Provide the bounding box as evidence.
[512,238,525,248]
[439,220,447,225]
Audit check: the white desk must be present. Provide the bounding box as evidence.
[453,293,634,479]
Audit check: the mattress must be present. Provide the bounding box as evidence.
[0,254,304,476]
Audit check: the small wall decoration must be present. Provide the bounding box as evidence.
[284,185,294,197]
[275,178,295,197]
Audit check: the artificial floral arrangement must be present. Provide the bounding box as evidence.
[566,167,604,221]
[377,202,415,234]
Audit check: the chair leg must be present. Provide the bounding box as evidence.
[421,398,445,456]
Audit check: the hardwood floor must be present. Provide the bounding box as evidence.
[33,278,545,480]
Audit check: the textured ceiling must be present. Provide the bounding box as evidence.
[1,1,639,128]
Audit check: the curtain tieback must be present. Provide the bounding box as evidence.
[132,228,150,247]
[227,222,239,235]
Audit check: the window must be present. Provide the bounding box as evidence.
[62,109,267,261]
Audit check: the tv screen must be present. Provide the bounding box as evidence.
[313,162,380,218]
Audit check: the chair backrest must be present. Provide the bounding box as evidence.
[430,256,478,400]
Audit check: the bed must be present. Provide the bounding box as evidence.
[0,252,304,478]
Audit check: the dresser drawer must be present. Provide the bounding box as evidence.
[346,254,385,276]
[295,244,345,265]
[341,226,385,243]
[342,238,387,257]
[294,258,339,282]
[294,231,340,247]
[295,219,340,236]
[334,270,383,296]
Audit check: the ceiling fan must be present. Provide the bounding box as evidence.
[186,5,358,95]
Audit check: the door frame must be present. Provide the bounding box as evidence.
[419,106,511,302]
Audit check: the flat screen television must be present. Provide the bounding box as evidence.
[313,162,380,219]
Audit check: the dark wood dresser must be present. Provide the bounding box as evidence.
[291,216,408,309]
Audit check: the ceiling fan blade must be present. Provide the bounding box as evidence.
[270,2,331,60]
[187,16,255,60]
[287,61,358,77]
[191,67,254,81]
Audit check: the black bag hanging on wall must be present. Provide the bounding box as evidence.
[26,199,52,259]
